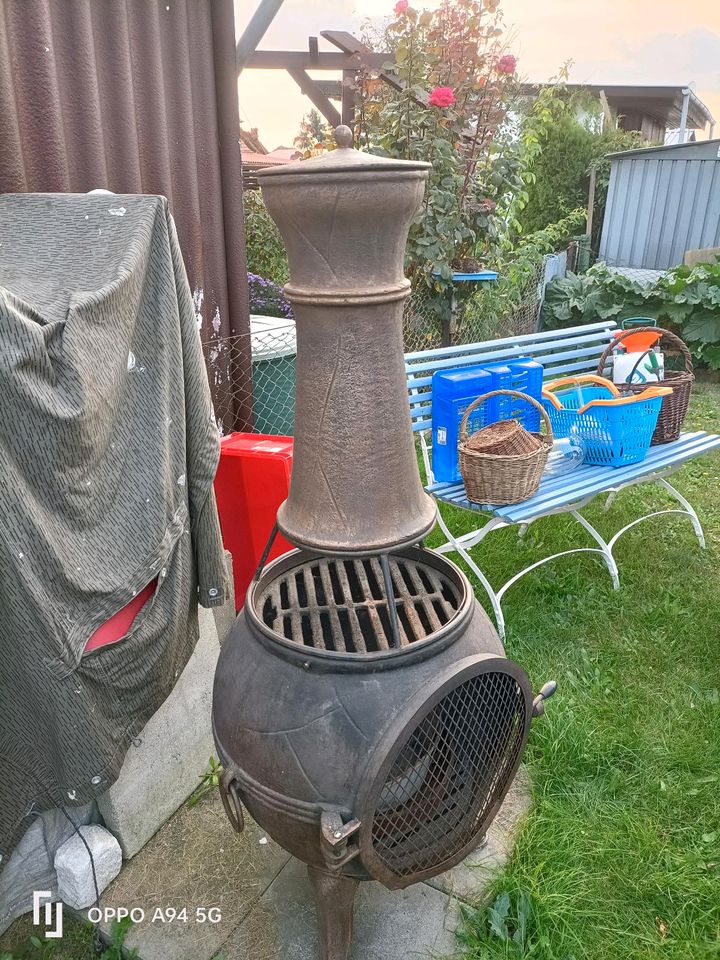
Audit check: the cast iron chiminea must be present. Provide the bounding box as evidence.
[212,127,555,960]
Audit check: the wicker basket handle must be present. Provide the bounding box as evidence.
[596,326,693,376]
[459,389,553,444]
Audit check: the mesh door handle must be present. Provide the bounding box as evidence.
[532,680,557,718]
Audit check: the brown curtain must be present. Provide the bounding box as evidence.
[0,0,252,431]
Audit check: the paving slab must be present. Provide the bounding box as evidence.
[216,770,531,960]
[88,767,530,960]
[216,857,459,960]
[96,790,290,960]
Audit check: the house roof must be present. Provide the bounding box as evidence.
[606,137,720,160]
[240,127,267,154]
[268,147,302,161]
[520,83,715,130]
[241,151,293,168]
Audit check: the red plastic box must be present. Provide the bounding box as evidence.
[214,433,294,611]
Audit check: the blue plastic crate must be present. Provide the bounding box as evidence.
[479,360,543,430]
[432,366,497,482]
[431,357,544,482]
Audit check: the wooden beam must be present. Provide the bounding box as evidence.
[317,80,343,100]
[342,70,355,127]
[288,68,342,127]
[246,50,388,70]
[236,0,286,71]
[586,165,597,237]
[321,30,426,105]
[598,89,615,130]
[309,36,319,63]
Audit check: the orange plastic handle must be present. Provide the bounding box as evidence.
[541,375,619,412]
[577,386,672,414]
[544,374,620,394]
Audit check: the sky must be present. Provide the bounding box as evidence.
[235,0,720,150]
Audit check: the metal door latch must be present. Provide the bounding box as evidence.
[320,810,361,867]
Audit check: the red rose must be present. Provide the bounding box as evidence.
[394,0,409,13]
[497,54,517,75]
[428,86,456,108]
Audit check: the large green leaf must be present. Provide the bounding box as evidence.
[683,312,720,344]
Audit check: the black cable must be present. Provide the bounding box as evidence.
[59,805,103,955]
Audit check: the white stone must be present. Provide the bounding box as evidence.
[54,826,122,910]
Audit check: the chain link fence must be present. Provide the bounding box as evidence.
[403,256,547,352]
[202,322,296,437]
[205,256,549,437]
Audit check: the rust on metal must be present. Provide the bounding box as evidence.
[257,553,461,652]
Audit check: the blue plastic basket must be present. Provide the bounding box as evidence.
[542,375,671,468]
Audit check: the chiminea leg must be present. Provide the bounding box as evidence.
[307,865,360,960]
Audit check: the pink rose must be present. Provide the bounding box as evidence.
[497,54,517,75]
[394,0,408,13]
[428,86,456,108]
[479,198,496,213]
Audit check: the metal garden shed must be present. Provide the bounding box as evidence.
[599,138,720,271]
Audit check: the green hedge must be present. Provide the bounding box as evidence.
[541,260,720,369]
[243,190,289,285]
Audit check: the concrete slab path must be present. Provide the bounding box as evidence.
[94,770,530,960]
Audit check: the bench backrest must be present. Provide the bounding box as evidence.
[405,321,618,433]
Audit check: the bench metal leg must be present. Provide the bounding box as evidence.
[434,508,508,637]
[608,476,706,551]
[495,547,619,608]
[571,510,620,589]
[434,505,621,639]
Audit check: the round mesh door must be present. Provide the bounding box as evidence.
[358,657,531,888]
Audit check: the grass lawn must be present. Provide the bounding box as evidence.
[430,383,720,960]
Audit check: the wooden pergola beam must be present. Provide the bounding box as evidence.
[321,30,427,106]
[247,50,388,70]
[236,0,286,71]
[288,68,342,127]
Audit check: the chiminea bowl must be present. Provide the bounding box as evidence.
[212,546,533,890]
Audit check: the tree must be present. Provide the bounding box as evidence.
[516,84,647,243]
[518,113,596,234]
[294,109,332,152]
[355,0,523,307]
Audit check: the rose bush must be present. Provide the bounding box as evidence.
[428,86,456,107]
[354,0,522,331]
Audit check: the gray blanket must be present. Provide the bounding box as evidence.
[0,194,228,865]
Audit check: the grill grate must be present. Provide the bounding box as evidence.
[257,555,460,653]
[370,671,526,878]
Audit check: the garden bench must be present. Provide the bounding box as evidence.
[405,321,720,636]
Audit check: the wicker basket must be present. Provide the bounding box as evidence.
[465,418,542,456]
[459,390,553,505]
[596,326,693,444]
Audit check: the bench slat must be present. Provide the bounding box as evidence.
[405,330,617,379]
[407,346,605,394]
[403,320,616,363]
[428,432,720,523]
[405,323,619,432]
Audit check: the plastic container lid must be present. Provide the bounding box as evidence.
[256,126,430,179]
[250,314,296,361]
